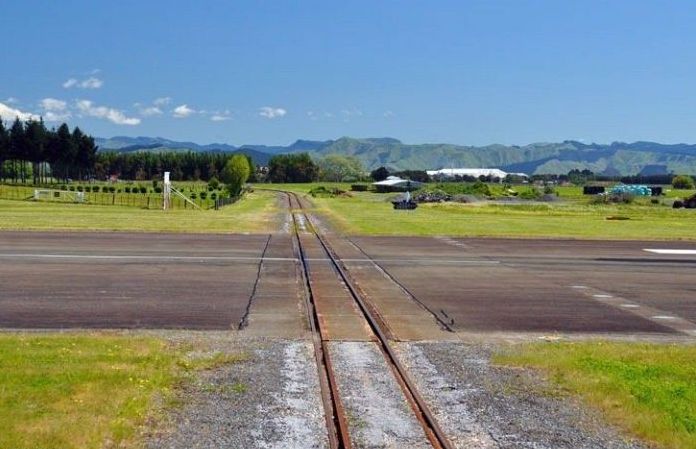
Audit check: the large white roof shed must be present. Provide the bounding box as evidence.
[426,168,527,178]
[372,176,424,188]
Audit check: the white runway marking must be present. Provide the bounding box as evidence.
[652,315,676,320]
[644,249,696,255]
[571,285,588,289]
[620,304,640,308]
[593,294,614,299]
[0,253,499,265]
[336,258,500,265]
[0,253,297,262]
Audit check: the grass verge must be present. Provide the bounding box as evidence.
[493,342,696,449]
[0,333,243,449]
[0,190,278,233]
[271,186,695,240]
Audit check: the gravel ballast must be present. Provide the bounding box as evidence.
[147,335,327,449]
[396,341,646,449]
[328,341,432,449]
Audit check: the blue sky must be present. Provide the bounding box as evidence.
[2,0,696,146]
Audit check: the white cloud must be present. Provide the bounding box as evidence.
[383,110,394,118]
[41,98,67,111]
[140,106,163,117]
[134,97,171,117]
[5,97,19,104]
[172,104,196,118]
[40,98,71,122]
[63,76,103,89]
[259,106,287,119]
[0,102,39,121]
[211,114,231,122]
[75,100,140,125]
[44,111,72,122]
[341,108,363,117]
[153,97,172,106]
[80,77,103,89]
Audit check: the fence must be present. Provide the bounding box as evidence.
[213,196,239,210]
[0,184,237,210]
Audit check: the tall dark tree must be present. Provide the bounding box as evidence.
[9,118,26,182]
[370,166,390,181]
[55,123,75,181]
[71,127,97,180]
[267,153,319,183]
[0,121,8,181]
[24,119,47,184]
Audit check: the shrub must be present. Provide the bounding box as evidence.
[139,186,147,194]
[152,180,159,189]
[425,182,491,197]
[92,186,100,193]
[76,186,84,192]
[308,186,350,198]
[154,186,162,193]
[124,187,131,193]
[190,192,197,199]
[591,192,634,204]
[583,185,605,195]
[210,192,217,200]
[60,185,67,191]
[672,175,695,190]
[351,184,368,192]
[200,191,207,199]
[208,177,220,190]
[519,188,542,200]
[108,186,115,193]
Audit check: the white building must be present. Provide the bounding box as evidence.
[372,176,424,191]
[426,168,527,180]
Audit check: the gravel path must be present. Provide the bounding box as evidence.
[147,335,327,449]
[328,341,432,449]
[396,342,646,449]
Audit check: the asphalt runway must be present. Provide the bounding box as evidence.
[2,231,694,335]
[0,232,282,329]
[349,237,696,335]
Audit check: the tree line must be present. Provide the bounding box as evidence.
[0,116,259,184]
[95,151,251,182]
[0,118,96,184]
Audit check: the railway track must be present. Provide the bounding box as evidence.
[284,191,454,449]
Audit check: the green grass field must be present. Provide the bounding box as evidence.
[257,183,696,240]
[1,334,179,449]
[0,190,279,233]
[312,193,694,240]
[494,342,696,449]
[2,181,694,239]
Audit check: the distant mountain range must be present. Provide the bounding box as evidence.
[95,136,696,175]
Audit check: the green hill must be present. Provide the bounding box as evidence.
[96,136,696,175]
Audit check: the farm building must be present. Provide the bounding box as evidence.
[372,176,424,192]
[426,168,528,180]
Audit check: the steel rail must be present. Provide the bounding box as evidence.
[286,191,455,449]
[345,237,455,332]
[286,192,352,449]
